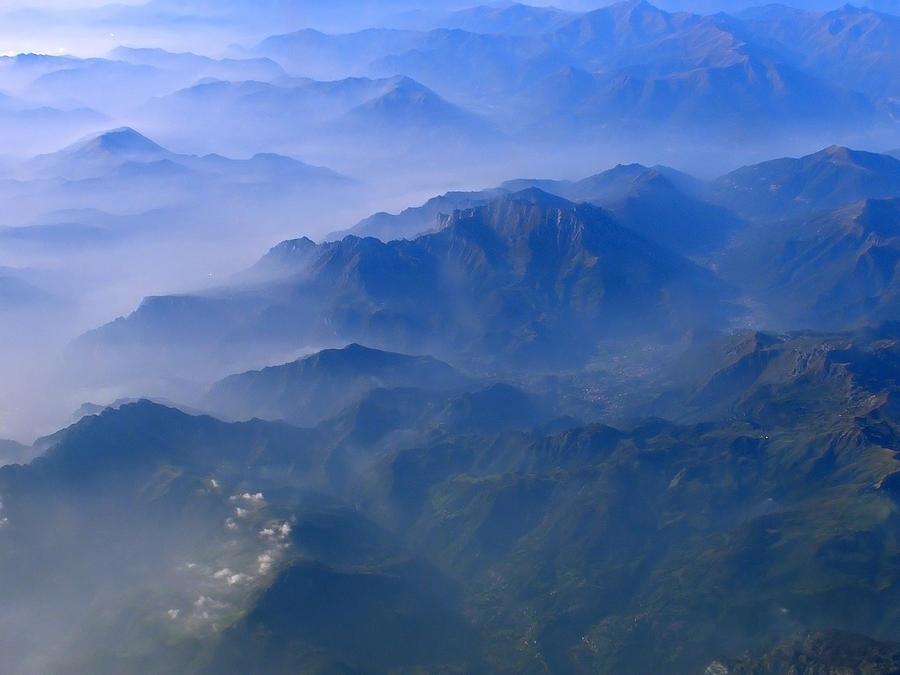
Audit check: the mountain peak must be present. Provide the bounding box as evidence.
[612,162,652,176]
[506,187,574,209]
[80,127,167,156]
[810,145,900,173]
[435,189,584,236]
[828,3,875,16]
[609,0,668,18]
[713,146,900,218]
[435,189,614,254]
[819,144,855,161]
[385,75,427,92]
[263,236,319,260]
[204,344,466,426]
[270,236,318,252]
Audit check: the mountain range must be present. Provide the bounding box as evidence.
[246,1,900,149]
[0,126,352,281]
[26,127,346,185]
[203,343,471,426]
[1,2,897,175]
[133,73,500,166]
[337,143,900,260]
[68,142,900,404]
[7,314,900,671]
[74,188,734,389]
[711,145,900,219]
[334,163,729,253]
[4,2,900,673]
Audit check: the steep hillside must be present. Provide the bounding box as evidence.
[722,197,900,328]
[75,190,735,383]
[711,146,900,219]
[204,343,470,426]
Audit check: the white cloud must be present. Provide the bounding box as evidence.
[257,552,274,574]
[194,595,223,610]
[230,492,264,504]
[191,595,226,622]
[214,567,253,585]
[260,520,291,540]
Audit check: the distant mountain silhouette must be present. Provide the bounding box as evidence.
[711,146,900,219]
[333,75,497,141]
[26,127,347,184]
[62,127,168,160]
[439,4,575,34]
[108,46,285,82]
[329,188,506,241]
[0,268,55,310]
[204,343,469,426]
[340,163,739,255]
[0,439,31,466]
[506,164,741,255]
[75,190,735,380]
[741,4,900,98]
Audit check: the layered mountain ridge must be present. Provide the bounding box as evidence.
[75,188,735,386]
[4,4,900,673]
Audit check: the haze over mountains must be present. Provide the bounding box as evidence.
[0,1,899,171]
[3,1,900,673]
[235,0,900,173]
[74,187,734,395]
